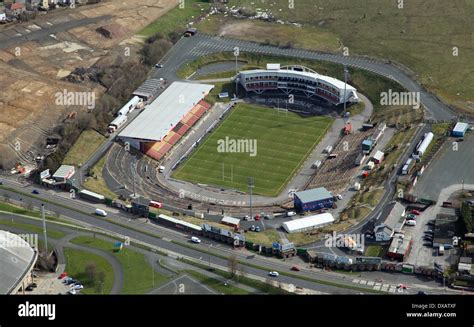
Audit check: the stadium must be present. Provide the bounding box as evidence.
[238,64,359,106]
[0,230,38,294]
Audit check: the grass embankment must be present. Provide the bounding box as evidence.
[70,236,169,294]
[83,153,117,200]
[63,130,106,166]
[64,248,115,294]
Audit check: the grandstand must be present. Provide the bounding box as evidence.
[238,64,359,105]
[118,82,214,161]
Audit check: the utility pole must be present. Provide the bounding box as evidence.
[132,159,137,198]
[343,65,348,115]
[41,204,48,257]
[248,177,254,219]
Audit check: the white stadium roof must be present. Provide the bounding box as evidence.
[282,213,335,234]
[240,68,356,92]
[119,82,214,142]
[0,230,37,294]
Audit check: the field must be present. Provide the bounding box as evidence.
[63,130,106,166]
[199,0,474,114]
[173,103,333,196]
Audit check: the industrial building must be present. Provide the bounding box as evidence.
[387,233,412,261]
[0,230,38,294]
[118,82,214,161]
[52,165,75,183]
[282,213,335,234]
[432,215,458,249]
[238,64,359,105]
[293,187,334,212]
[374,202,406,242]
[221,216,240,230]
[452,122,469,137]
[132,78,164,102]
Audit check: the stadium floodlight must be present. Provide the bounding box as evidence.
[248,177,254,219]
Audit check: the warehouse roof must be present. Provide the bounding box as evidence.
[120,82,214,142]
[282,213,334,233]
[453,122,469,133]
[52,165,75,179]
[295,187,333,204]
[381,202,406,232]
[0,231,37,294]
[158,214,202,232]
[388,233,412,256]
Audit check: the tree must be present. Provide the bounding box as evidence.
[461,202,473,233]
[227,255,238,279]
[85,262,97,283]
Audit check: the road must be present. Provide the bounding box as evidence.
[0,179,458,295]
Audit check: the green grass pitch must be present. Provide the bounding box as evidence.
[172,103,334,196]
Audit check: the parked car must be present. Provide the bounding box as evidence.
[254,215,261,221]
[287,211,296,217]
[58,272,68,279]
[65,279,77,285]
[427,220,435,226]
[411,210,421,215]
[426,229,434,234]
[268,271,279,277]
[191,236,201,244]
[397,283,407,289]
[71,284,84,290]
[336,194,343,200]
[32,189,39,194]
[250,225,256,231]
[406,214,417,220]
[291,266,301,271]
[255,226,261,232]
[406,220,416,226]
[155,63,163,68]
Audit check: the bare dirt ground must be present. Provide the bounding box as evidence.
[0,0,176,168]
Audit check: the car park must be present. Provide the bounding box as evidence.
[268,271,279,277]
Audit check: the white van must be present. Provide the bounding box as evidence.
[95,208,107,217]
[158,166,165,173]
[287,211,297,217]
[191,236,201,244]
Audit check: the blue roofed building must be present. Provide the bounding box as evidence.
[293,187,334,212]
